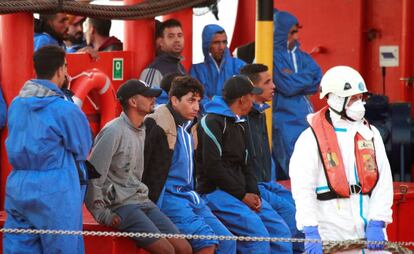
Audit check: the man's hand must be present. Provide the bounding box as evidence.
[110,214,121,227]
[78,46,99,61]
[242,193,261,212]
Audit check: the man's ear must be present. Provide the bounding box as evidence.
[170,96,178,107]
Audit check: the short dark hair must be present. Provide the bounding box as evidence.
[33,45,66,79]
[156,19,182,38]
[169,76,204,100]
[240,64,269,84]
[89,18,111,37]
[160,73,185,93]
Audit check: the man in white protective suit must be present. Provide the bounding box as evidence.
[289,65,393,254]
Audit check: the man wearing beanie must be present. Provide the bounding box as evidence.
[85,79,191,254]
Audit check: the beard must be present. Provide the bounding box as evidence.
[67,32,84,45]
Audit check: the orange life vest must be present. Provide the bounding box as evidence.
[308,106,379,199]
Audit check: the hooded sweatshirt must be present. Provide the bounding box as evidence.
[272,11,322,167]
[5,79,92,233]
[190,25,246,107]
[196,96,260,200]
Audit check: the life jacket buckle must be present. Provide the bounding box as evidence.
[350,184,362,194]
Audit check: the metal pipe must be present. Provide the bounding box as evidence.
[124,0,155,77]
[400,0,413,102]
[0,13,33,208]
[255,0,274,146]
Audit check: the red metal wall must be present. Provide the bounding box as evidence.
[275,0,414,111]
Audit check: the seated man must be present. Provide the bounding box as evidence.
[143,76,236,254]
[241,63,303,253]
[85,80,191,254]
[197,75,292,254]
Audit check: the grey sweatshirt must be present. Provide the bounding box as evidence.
[85,112,151,225]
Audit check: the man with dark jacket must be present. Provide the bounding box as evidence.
[140,19,187,88]
[197,75,293,254]
[143,76,235,254]
[241,64,303,253]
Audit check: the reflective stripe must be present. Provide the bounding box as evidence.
[201,116,222,156]
[315,186,330,193]
[354,164,368,230]
[334,127,347,132]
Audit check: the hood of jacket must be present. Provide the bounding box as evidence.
[202,24,232,63]
[203,96,238,118]
[18,79,64,111]
[274,10,300,50]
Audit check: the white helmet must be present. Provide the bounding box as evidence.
[319,66,368,99]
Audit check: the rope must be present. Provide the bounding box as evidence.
[0,228,413,253]
[0,0,217,19]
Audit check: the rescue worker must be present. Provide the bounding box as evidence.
[272,10,322,179]
[190,24,246,109]
[290,66,393,254]
[3,45,92,254]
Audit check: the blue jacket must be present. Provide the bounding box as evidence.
[34,33,65,52]
[190,25,246,107]
[272,11,322,169]
[4,79,92,252]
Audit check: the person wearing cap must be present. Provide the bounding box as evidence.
[85,79,191,254]
[241,64,304,253]
[289,66,393,254]
[272,10,322,180]
[65,15,87,53]
[197,75,293,253]
[190,24,246,110]
[143,76,236,254]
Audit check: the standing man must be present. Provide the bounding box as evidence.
[197,75,293,254]
[191,24,245,106]
[34,13,69,51]
[85,79,191,254]
[272,11,322,179]
[143,76,236,254]
[140,19,186,89]
[83,18,123,52]
[65,15,86,53]
[241,64,303,253]
[290,66,393,254]
[3,45,92,254]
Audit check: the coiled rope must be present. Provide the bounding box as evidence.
[0,0,216,19]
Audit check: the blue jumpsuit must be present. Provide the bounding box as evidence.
[158,120,236,253]
[3,79,92,254]
[272,11,322,178]
[190,24,246,110]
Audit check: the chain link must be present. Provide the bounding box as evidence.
[1,227,413,248]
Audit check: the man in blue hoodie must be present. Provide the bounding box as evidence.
[191,24,246,109]
[197,75,293,254]
[3,45,92,254]
[34,14,69,51]
[272,11,322,179]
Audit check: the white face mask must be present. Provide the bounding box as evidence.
[345,99,365,121]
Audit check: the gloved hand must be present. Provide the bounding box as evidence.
[366,220,386,250]
[303,226,323,254]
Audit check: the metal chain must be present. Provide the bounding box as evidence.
[1,227,413,247]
